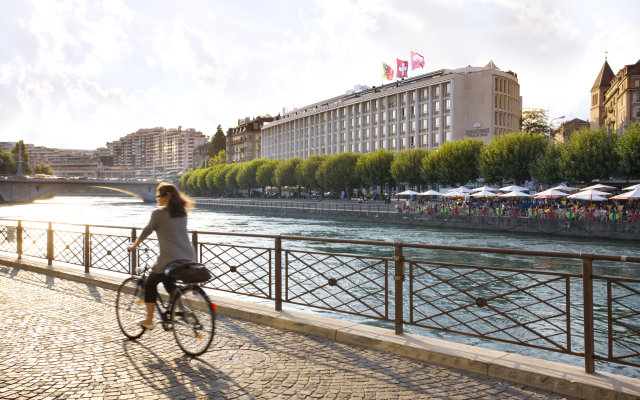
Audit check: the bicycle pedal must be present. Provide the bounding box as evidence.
[162,322,174,331]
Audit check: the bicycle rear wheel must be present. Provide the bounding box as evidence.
[171,286,215,356]
[116,277,147,339]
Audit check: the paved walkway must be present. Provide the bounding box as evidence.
[0,265,575,400]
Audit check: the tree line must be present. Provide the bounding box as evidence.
[0,140,53,175]
[179,123,640,197]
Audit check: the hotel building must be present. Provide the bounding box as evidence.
[261,61,520,160]
[591,58,640,133]
[227,115,274,164]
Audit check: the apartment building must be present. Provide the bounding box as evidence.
[261,61,520,160]
[226,115,274,163]
[590,58,640,133]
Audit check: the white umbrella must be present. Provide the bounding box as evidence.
[622,183,640,191]
[418,190,442,196]
[470,186,498,193]
[582,183,616,191]
[470,188,498,198]
[533,189,569,199]
[446,186,471,194]
[570,189,613,197]
[567,194,609,202]
[550,184,579,192]
[499,185,529,192]
[397,190,420,196]
[499,190,531,197]
[443,192,469,198]
[611,187,640,200]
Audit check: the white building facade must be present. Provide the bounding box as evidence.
[261,62,520,160]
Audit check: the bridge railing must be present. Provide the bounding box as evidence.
[1,218,639,375]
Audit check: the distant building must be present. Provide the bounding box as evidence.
[0,142,101,177]
[260,61,521,160]
[226,115,275,163]
[554,118,590,143]
[590,58,640,133]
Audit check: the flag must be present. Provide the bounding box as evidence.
[382,62,394,80]
[411,51,425,70]
[397,59,408,78]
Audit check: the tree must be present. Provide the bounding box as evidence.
[11,140,33,175]
[479,132,547,184]
[256,160,279,190]
[0,150,16,174]
[316,153,361,195]
[559,128,618,182]
[616,123,640,179]
[237,158,268,196]
[209,125,226,158]
[213,164,233,192]
[357,149,396,190]
[530,143,564,185]
[179,171,192,191]
[295,155,325,192]
[33,162,54,175]
[521,108,549,137]
[423,138,484,186]
[274,157,301,189]
[225,163,242,192]
[390,148,427,188]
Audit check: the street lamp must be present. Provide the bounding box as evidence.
[549,116,565,144]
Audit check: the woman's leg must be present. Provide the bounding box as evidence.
[142,273,164,325]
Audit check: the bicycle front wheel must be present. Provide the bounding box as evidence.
[171,286,216,356]
[116,277,147,339]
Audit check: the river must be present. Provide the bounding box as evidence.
[2,195,639,377]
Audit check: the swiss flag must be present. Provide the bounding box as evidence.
[411,51,425,70]
[397,59,408,78]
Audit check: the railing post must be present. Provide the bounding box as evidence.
[84,225,90,273]
[192,231,199,262]
[582,254,595,373]
[47,222,53,266]
[130,228,137,275]
[275,235,282,311]
[17,220,22,260]
[394,242,405,334]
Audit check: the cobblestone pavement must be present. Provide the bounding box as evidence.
[0,266,575,399]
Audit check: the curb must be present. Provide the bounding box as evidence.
[2,256,639,400]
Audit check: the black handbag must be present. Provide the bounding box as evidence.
[165,262,212,283]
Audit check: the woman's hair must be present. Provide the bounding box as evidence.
[156,182,194,218]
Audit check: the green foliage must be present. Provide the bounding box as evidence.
[237,158,268,190]
[0,150,16,174]
[274,157,301,188]
[256,160,279,188]
[209,125,226,158]
[422,139,483,186]
[356,149,395,188]
[559,128,619,182]
[196,168,209,193]
[521,108,549,136]
[213,164,233,191]
[530,143,563,185]
[479,132,547,184]
[615,123,640,179]
[296,155,325,190]
[179,171,192,191]
[225,164,241,191]
[33,162,54,175]
[316,153,361,193]
[205,165,222,192]
[390,148,427,187]
[187,171,199,193]
[11,140,32,175]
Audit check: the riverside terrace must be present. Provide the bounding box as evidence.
[1,219,639,379]
[194,198,640,240]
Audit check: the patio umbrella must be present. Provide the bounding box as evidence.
[397,190,420,196]
[418,190,442,196]
[611,187,640,200]
[470,186,498,193]
[499,190,531,197]
[581,183,616,191]
[533,188,569,199]
[443,192,469,198]
[569,189,613,198]
[567,194,609,202]
[622,183,640,191]
[550,184,579,192]
[470,188,499,198]
[447,186,472,194]
[499,185,529,192]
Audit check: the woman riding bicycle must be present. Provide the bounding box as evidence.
[127,182,194,330]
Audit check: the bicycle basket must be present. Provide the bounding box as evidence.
[166,262,212,283]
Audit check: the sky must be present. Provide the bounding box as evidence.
[1,0,639,150]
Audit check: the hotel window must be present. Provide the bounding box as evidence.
[363,142,368,152]
[433,117,440,129]
[445,116,451,128]
[373,127,378,138]
[635,92,640,103]
[381,112,386,122]
[635,106,640,118]
[445,99,450,112]
[363,128,369,139]
[401,108,406,119]
[421,119,428,131]
[410,91,415,102]
[374,114,378,123]
[422,88,429,100]
[422,135,428,146]
[401,93,407,103]
[445,83,451,95]
[410,106,415,117]
[401,122,406,134]
[391,138,397,148]
[391,109,397,120]
[411,121,416,132]
[391,124,397,135]
[410,136,415,148]
[434,101,440,113]
[434,86,440,97]
[401,138,406,149]
[363,115,369,125]
[374,141,379,150]
[445,131,451,142]
[422,103,428,115]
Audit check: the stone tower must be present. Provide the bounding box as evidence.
[590,59,614,129]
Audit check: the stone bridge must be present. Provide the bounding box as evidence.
[0,178,160,203]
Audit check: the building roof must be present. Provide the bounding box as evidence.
[564,118,589,125]
[591,60,615,90]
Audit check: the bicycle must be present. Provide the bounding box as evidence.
[115,247,216,356]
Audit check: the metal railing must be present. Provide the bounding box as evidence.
[0,218,639,374]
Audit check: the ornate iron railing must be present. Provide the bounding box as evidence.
[0,218,639,374]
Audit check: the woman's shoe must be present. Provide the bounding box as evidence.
[139,321,155,330]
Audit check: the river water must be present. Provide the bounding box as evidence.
[2,195,639,377]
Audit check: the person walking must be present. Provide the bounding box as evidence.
[127,182,195,329]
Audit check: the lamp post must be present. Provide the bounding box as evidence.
[548,116,565,144]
